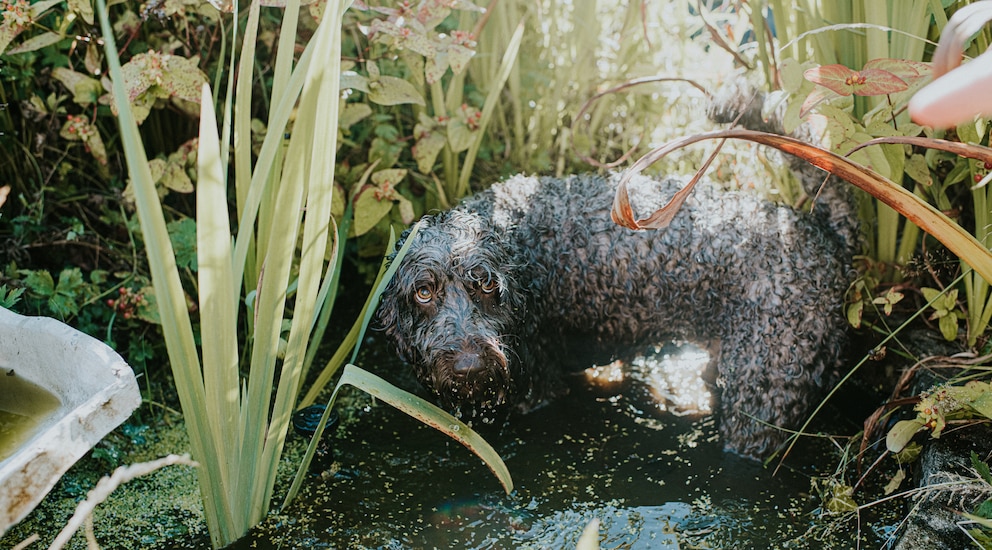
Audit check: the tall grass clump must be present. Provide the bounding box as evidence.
[96,0,510,546]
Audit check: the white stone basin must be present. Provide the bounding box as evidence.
[0,306,141,535]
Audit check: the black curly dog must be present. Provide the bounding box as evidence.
[377,90,858,458]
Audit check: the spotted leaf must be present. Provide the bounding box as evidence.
[367,75,425,106]
[52,67,103,106]
[804,63,908,97]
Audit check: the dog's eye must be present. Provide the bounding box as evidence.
[479,279,497,294]
[414,287,433,304]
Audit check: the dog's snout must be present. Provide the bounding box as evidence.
[452,352,485,375]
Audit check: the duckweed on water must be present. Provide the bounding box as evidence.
[2,341,902,549]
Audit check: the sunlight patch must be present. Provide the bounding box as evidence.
[635,343,712,415]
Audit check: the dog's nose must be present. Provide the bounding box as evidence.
[452,353,485,375]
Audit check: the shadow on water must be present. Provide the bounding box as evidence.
[214,332,898,549]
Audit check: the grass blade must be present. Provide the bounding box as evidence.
[95,1,230,543]
[299,222,422,408]
[455,19,524,198]
[195,83,241,509]
[284,364,513,508]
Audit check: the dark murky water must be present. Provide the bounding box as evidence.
[206,336,899,549]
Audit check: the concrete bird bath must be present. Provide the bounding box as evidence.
[0,306,141,535]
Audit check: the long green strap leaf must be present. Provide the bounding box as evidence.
[283,364,513,510]
[196,83,241,511]
[299,221,420,408]
[456,19,525,198]
[96,1,232,544]
[257,0,351,514]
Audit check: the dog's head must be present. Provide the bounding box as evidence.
[377,209,527,413]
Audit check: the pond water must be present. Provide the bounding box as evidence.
[0,372,61,462]
[207,336,899,549]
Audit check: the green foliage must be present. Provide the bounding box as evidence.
[13,266,89,319]
[887,381,992,456]
[97,1,513,547]
[967,452,992,545]
[168,218,199,272]
[921,286,963,341]
[0,283,24,308]
[740,0,992,347]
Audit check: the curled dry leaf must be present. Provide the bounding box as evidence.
[613,128,992,286]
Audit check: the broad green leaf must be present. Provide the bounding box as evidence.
[370,168,407,189]
[51,68,103,106]
[68,0,95,25]
[340,102,372,129]
[401,50,425,88]
[396,195,415,224]
[883,468,906,495]
[886,419,924,453]
[163,56,209,104]
[28,0,64,18]
[779,58,804,93]
[134,286,161,324]
[418,1,451,29]
[938,312,959,340]
[413,130,446,173]
[447,43,474,75]
[50,268,85,318]
[804,64,908,97]
[863,58,931,86]
[119,52,207,106]
[160,161,194,193]
[805,64,859,96]
[366,75,425,106]
[851,70,909,96]
[921,287,943,304]
[846,301,864,328]
[368,136,403,168]
[400,31,435,57]
[22,270,55,297]
[447,118,474,152]
[0,285,25,308]
[425,52,448,84]
[5,30,61,55]
[825,484,858,512]
[352,187,393,236]
[56,115,109,165]
[905,154,932,185]
[331,183,345,223]
[967,385,992,420]
[167,218,198,271]
[0,21,23,55]
[893,441,922,464]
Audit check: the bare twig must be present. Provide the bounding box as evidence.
[48,454,198,550]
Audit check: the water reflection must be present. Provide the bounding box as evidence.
[220,337,891,550]
[584,342,712,415]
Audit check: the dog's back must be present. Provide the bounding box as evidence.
[379,85,858,458]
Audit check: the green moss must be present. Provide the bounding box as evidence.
[0,413,205,550]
